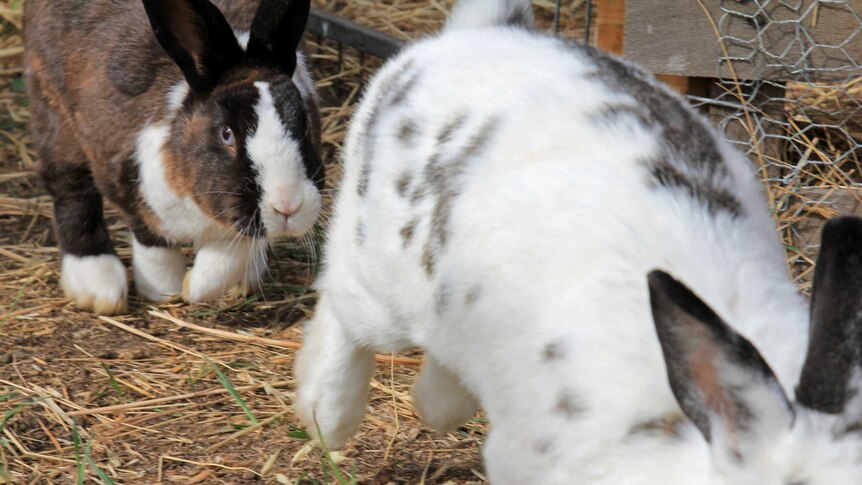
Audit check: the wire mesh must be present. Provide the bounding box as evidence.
[699,1,862,260]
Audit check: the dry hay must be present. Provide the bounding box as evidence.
[0,0,858,484]
[0,2,504,483]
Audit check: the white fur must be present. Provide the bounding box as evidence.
[411,356,480,434]
[294,52,319,109]
[446,0,534,30]
[184,237,268,303]
[227,239,268,298]
[235,30,251,50]
[132,238,185,302]
[295,3,862,483]
[61,254,127,315]
[249,82,322,239]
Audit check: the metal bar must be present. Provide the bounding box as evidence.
[307,7,405,59]
[554,0,562,34]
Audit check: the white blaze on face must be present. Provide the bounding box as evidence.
[235,31,251,50]
[247,81,321,240]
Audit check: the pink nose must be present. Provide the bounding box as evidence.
[272,200,302,219]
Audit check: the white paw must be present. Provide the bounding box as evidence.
[183,238,266,303]
[183,268,232,303]
[229,246,267,298]
[294,383,369,450]
[294,311,376,449]
[412,357,480,434]
[293,369,368,449]
[60,254,128,315]
[132,239,185,302]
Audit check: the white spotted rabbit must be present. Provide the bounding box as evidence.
[295,0,862,483]
[25,0,322,314]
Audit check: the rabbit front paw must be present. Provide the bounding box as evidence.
[132,240,185,302]
[61,254,128,315]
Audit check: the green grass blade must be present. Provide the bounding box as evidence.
[71,423,85,485]
[314,421,355,485]
[84,439,117,485]
[0,403,30,433]
[0,285,26,333]
[0,439,10,483]
[100,364,125,395]
[206,358,259,425]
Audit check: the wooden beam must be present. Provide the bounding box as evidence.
[596,0,626,55]
[656,74,694,95]
[596,0,697,95]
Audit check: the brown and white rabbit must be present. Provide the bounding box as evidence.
[24,0,323,314]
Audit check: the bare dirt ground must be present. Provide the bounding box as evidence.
[1,0,855,483]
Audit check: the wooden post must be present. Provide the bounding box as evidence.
[656,75,698,95]
[596,0,625,55]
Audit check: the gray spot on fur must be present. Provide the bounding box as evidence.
[574,47,745,219]
[356,221,366,245]
[396,172,413,198]
[422,245,436,275]
[465,285,481,305]
[434,282,452,315]
[357,170,370,197]
[400,218,418,247]
[410,185,428,205]
[357,60,417,197]
[555,390,585,419]
[420,116,499,276]
[437,114,469,149]
[543,342,566,362]
[595,102,653,127]
[389,71,421,107]
[628,414,686,439]
[580,45,726,176]
[646,158,743,217]
[506,5,534,28]
[398,120,419,145]
[534,438,553,455]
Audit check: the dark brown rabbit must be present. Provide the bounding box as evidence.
[25,0,322,314]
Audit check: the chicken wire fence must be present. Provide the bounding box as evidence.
[688,0,862,256]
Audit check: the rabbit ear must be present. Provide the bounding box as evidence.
[142,0,243,92]
[246,0,311,75]
[648,271,794,456]
[796,217,862,422]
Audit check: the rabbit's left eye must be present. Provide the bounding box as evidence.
[221,127,235,147]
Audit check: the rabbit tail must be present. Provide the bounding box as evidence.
[445,0,534,31]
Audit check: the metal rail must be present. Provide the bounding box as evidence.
[307,7,404,59]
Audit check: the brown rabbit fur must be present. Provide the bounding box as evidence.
[25,0,323,314]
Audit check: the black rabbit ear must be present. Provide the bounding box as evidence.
[246,0,311,75]
[796,216,862,421]
[648,271,793,456]
[142,0,243,92]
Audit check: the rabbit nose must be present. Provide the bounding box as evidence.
[272,199,303,219]
[273,204,299,218]
[270,186,303,219]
